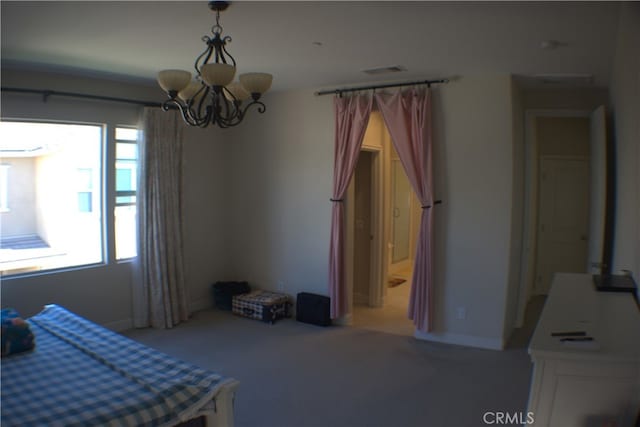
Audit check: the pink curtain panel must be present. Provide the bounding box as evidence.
[328,95,373,319]
[375,89,434,332]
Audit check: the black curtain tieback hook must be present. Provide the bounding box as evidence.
[421,200,443,209]
[330,198,344,202]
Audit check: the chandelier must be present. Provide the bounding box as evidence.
[157,1,273,128]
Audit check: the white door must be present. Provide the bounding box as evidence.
[534,157,590,294]
[389,159,412,275]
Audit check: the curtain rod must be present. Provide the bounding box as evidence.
[1,87,162,108]
[315,78,449,96]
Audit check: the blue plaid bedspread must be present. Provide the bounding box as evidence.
[1,305,229,426]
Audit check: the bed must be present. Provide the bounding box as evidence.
[1,304,239,427]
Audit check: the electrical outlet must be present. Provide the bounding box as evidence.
[456,307,467,320]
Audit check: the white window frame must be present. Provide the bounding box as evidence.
[114,126,139,261]
[0,119,140,277]
[0,164,9,212]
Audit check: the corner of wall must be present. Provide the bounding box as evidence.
[608,2,640,278]
[502,77,526,343]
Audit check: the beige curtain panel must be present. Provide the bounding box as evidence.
[134,107,190,329]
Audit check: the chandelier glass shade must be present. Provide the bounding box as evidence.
[157,1,272,128]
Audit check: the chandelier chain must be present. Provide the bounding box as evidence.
[212,9,223,35]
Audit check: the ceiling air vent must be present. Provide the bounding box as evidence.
[362,65,407,75]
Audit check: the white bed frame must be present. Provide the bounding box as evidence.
[198,379,240,427]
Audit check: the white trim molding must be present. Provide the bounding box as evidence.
[334,313,353,326]
[190,298,212,313]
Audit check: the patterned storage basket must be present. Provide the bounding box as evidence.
[232,290,291,324]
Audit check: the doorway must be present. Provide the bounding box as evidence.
[384,144,420,323]
[353,151,373,306]
[347,113,416,336]
[517,112,596,324]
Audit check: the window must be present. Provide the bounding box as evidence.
[0,122,103,276]
[114,127,138,260]
[0,121,140,276]
[0,164,9,212]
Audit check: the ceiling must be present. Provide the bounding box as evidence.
[1,1,621,92]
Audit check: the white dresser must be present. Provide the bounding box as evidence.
[527,273,640,426]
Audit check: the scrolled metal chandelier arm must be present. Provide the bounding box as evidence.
[157,1,272,129]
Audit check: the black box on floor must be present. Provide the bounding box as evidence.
[296,292,331,326]
[212,281,250,310]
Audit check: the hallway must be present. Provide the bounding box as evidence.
[352,277,415,336]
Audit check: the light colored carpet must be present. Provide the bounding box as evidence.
[353,280,415,336]
[125,303,538,427]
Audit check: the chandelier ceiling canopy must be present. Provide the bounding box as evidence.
[157,1,273,128]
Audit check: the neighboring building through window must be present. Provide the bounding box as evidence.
[0,122,103,276]
[76,168,94,213]
[0,121,139,276]
[114,127,138,260]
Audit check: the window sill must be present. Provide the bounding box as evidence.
[0,261,132,280]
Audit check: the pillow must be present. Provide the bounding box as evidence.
[1,308,35,357]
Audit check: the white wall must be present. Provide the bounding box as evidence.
[227,76,516,348]
[523,87,609,111]
[181,124,235,309]
[609,2,640,281]
[423,75,514,349]
[0,69,229,326]
[226,90,334,297]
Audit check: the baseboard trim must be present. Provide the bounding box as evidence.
[334,312,353,326]
[104,318,133,332]
[190,298,212,313]
[414,330,504,350]
[102,298,210,332]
